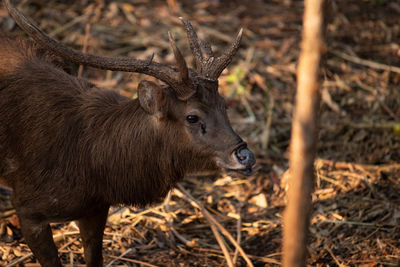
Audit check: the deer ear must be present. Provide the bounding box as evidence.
[138,81,165,115]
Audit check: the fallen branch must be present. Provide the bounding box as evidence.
[5,253,33,267]
[6,231,80,267]
[193,247,282,265]
[274,120,397,130]
[77,22,91,77]
[315,158,400,172]
[330,49,400,74]
[48,14,88,37]
[210,223,234,267]
[106,253,159,267]
[324,245,346,267]
[232,206,242,265]
[175,184,254,267]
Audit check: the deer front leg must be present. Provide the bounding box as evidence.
[78,205,110,267]
[18,217,62,267]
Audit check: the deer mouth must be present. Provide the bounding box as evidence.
[227,166,254,176]
[237,166,254,176]
[216,143,256,176]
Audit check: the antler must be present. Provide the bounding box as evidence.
[179,18,243,80]
[3,0,195,99]
[4,0,242,99]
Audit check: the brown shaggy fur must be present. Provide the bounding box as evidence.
[0,36,249,267]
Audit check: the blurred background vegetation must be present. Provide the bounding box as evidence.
[0,0,399,266]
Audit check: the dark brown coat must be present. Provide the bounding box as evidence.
[0,2,255,265]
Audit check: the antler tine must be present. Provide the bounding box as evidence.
[179,17,204,72]
[209,28,243,79]
[4,0,182,89]
[168,32,189,83]
[168,31,196,100]
[179,17,243,80]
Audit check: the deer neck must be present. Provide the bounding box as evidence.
[83,98,189,206]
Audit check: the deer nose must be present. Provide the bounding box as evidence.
[235,147,256,168]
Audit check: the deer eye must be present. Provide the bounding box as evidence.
[186,115,199,123]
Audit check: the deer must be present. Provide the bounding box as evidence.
[0,0,255,266]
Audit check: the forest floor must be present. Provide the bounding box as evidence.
[0,0,399,266]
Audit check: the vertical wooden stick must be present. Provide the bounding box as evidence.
[77,22,91,78]
[282,0,326,266]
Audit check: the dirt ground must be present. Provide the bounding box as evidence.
[0,0,399,266]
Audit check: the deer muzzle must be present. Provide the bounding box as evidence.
[233,145,256,175]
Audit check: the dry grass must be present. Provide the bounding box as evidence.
[0,0,399,266]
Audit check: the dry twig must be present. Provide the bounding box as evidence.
[330,49,400,74]
[282,0,325,266]
[175,184,254,267]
